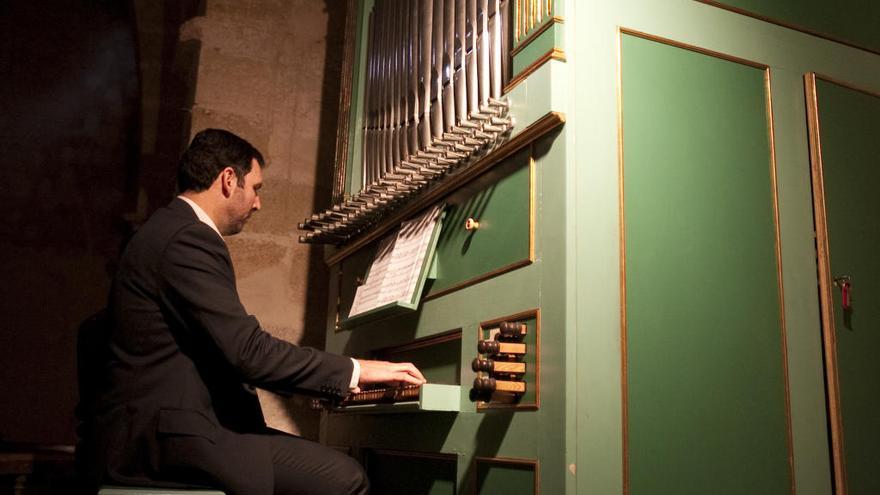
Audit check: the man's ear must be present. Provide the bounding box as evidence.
[220,167,237,198]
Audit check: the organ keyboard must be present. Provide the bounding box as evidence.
[340,384,422,406]
[317,383,462,413]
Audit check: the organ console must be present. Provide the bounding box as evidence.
[304,0,859,492]
[309,0,563,492]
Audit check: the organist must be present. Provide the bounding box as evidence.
[76,129,426,495]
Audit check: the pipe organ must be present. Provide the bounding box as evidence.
[303,0,880,493]
[299,0,513,244]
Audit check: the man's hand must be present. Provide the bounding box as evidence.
[353,359,426,393]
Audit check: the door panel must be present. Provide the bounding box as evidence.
[622,33,791,494]
[809,75,880,495]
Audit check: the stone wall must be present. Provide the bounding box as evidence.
[175,0,347,436]
[0,0,346,444]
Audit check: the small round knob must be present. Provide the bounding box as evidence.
[465,217,480,231]
[477,340,499,355]
[472,377,497,392]
[499,322,526,339]
[472,357,493,373]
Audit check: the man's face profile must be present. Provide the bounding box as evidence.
[224,158,263,235]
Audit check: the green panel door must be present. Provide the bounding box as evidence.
[621,34,791,494]
[366,451,457,495]
[427,148,532,296]
[812,78,880,495]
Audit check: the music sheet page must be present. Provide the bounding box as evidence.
[349,205,443,317]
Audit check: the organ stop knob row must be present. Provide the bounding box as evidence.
[471,321,527,400]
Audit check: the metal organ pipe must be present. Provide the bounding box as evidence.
[298,0,513,244]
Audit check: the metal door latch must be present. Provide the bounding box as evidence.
[833,275,852,310]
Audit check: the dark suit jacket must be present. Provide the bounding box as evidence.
[78,198,352,494]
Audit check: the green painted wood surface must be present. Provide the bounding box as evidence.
[815,79,880,494]
[706,0,880,53]
[427,148,532,295]
[622,34,790,494]
[513,23,564,75]
[475,460,536,494]
[366,451,457,495]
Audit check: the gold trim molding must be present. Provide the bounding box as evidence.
[515,0,554,42]
[511,16,564,57]
[475,308,541,411]
[326,111,565,266]
[617,27,794,495]
[505,48,566,93]
[423,147,535,301]
[806,72,880,495]
[696,0,880,56]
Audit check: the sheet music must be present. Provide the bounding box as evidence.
[349,205,443,317]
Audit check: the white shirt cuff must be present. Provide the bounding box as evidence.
[349,358,360,390]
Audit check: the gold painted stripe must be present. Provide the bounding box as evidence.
[529,144,536,263]
[616,27,629,495]
[504,48,566,93]
[814,73,880,99]
[326,111,565,266]
[511,16,564,57]
[619,28,768,69]
[405,140,537,302]
[805,72,849,495]
[696,0,880,57]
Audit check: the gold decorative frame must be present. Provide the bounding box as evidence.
[616,27,794,495]
[423,145,536,301]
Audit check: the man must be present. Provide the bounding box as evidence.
[78,129,425,494]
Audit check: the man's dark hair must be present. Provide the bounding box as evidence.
[177,128,265,193]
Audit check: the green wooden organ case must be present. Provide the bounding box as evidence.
[298,1,880,493]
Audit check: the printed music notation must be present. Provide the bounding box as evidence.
[348,204,444,318]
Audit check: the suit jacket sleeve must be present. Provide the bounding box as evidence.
[160,222,353,398]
